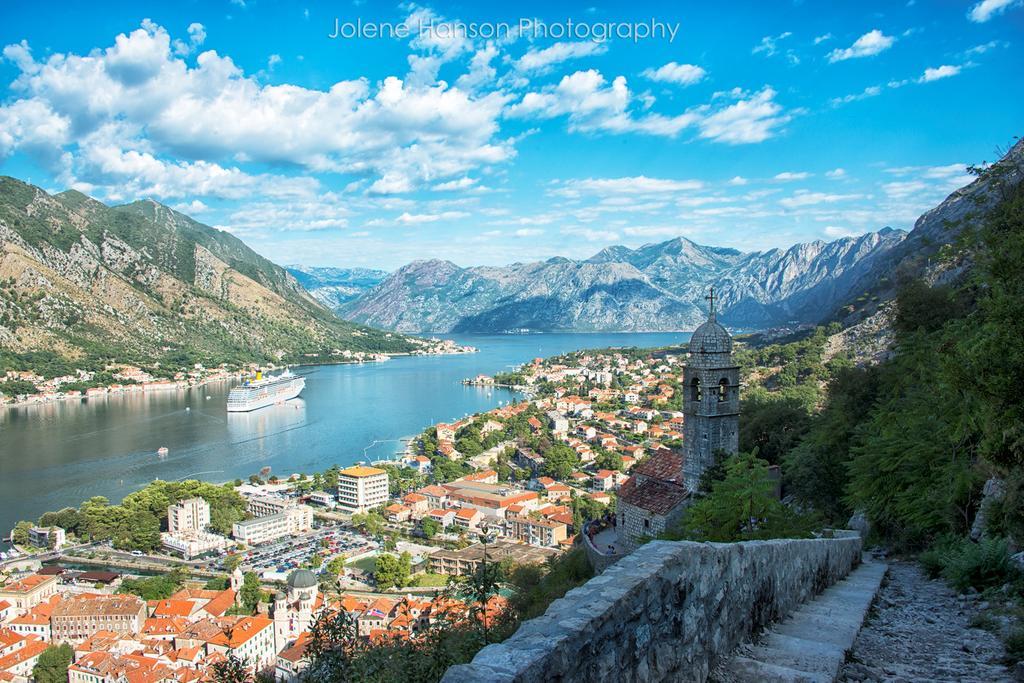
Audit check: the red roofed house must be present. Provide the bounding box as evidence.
[0,636,48,679]
[452,508,483,531]
[616,449,689,551]
[427,509,456,528]
[384,503,412,523]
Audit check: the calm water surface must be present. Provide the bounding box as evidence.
[0,332,688,539]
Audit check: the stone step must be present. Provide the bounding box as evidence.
[720,559,888,682]
[726,656,832,682]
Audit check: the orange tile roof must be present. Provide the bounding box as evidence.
[200,590,236,618]
[0,637,48,671]
[0,574,55,594]
[151,599,196,618]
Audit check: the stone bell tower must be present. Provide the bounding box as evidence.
[682,287,740,491]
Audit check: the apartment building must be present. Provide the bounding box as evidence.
[168,498,211,533]
[336,466,389,513]
[232,505,313,545]
[50,595,146,643]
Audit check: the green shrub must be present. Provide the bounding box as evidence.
[1005,628,1024,664]
[939,537,1016,593]
[919,534,961,580]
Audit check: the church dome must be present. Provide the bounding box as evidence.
[689,318,732,355]
[287,569,318,589]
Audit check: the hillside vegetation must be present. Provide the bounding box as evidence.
[0,177,417,376]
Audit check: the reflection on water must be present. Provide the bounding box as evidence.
[0,332,689,539]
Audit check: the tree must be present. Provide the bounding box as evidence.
[211,653,252,683]
[673,453,817,542]
[542,444,579,480]
[32,643,73,683]
[223,553,243,573]
[594,449,622,472]
[11,520,32,546]
[373,552,410,589]
[420,517,441,539]
[350,512,385,537]
[239,572,263,611]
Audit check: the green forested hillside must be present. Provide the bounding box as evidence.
[0,177,418,376]
[744,159,1024,548]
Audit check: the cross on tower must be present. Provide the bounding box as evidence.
[705,286,716,320]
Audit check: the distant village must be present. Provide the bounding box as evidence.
[0,337,475,407]
[0,338,709,681]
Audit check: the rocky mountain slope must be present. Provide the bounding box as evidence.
[0,177,417,367]
[339,229,906,333]
[834,138,1024,326]
[286,266,387,311]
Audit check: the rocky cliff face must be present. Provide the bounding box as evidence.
[340,230,906,333]
[0,177,416,363]
[286,266,388,311]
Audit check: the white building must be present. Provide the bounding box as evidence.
[168,498,211,533]
[28,526,66,550]
[232,506,313,545]
[335,466,389,513]
[307,491,336,509]
[161,530,228,559]
[247,495,296,518]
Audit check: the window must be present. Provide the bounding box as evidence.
[690,377,701,402]
[718,378,729,402]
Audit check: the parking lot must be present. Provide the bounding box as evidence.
[210,524,379,576]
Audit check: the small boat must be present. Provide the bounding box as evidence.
[260,466,272,477]
[185,407,191,412]
[157,447,169,456]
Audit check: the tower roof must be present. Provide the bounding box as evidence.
[689,286,732,354]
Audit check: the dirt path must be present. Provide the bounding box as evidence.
[839,561,1015,682]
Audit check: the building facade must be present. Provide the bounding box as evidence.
[50,595,146,643]
[168,497,211,533]
[336,466,389,513]
[233,505,313,545]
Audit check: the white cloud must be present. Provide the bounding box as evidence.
[828,30,895,62]
[514,228,543,237]
[823,225,857,238]
[267,54,282,69]
[641,62,706,86]
[813,33,833,45]
[830,85,882,106]
[509,70,699,137]
[752,32,792,57]
[432,177,478,191]
[0,21,515,197]
[919,64,961,82]
[515,41,607,73]
[553,176,703,198]
[697,87,791,144]
[968,0,1022,22]
[172,23,207,57]
[456,44,498,90]
[727,176,748,186]
[779,190,863,208]
[396,210,470,224]
[826,168,846,179]
[774,171,811,181]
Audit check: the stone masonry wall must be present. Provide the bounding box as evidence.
[442,535,862,683]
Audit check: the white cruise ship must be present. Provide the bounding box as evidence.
[226,370,305,412]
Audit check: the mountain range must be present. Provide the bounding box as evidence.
[335,229,907,333]
[286,266,388,310]
[0,177,417,368]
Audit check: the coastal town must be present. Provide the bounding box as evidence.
[0,337,476,407]
[0,330,709,681]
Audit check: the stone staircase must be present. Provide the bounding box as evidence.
[716,558,889,682]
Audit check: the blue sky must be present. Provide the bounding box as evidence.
[0,0,1021,269]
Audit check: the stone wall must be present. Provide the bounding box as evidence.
[442,535,862,683]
